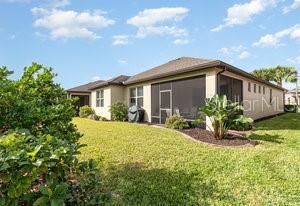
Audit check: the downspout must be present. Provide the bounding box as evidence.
[216,65,226,95]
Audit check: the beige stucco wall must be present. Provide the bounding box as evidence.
[285,93,299,105]
[111,85,125,103]
[221,71,284,120]
[91,87,111,120]
[90,85,126,120]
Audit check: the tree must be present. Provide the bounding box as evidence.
[251,69,273,82]
[251,66,297,86]
[0,63,110,205]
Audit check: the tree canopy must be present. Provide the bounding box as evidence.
[251,66,297,86]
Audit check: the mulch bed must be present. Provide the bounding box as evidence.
[179,128,257,147]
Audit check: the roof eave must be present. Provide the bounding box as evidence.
[218,61,285,91]
[89,82,124,90]
[124,60,222,85]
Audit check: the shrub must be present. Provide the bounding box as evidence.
[109,102,128,121]
[79,105,94,118]
[232,116,254,131]
[100,117,108,121]
[88,113,101,121]
[0,63,110,205]
[197,95,253,139]
[165,115,189,129]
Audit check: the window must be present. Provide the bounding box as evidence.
[96,90,104,107]
[269,89,272,104]
[130,86,143,107]
[248,82,251,92]
[151,76,206,123]
[263,86,265,95]
[219,75,243,103]
[254,84,257,93]
[259,85,261,94]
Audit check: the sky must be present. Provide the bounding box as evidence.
[0,0,300,89]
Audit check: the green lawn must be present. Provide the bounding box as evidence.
[75,113,300,206]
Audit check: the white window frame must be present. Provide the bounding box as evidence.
[96,90,104,107]
[130,86,144,107]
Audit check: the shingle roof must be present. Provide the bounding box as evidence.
[89,75,131,90]
[124,57,285,91]
[67,57,285,92]
[66,80,105,93]
[125,57,214,85]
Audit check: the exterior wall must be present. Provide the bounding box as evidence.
[221,71,284,120]
[124,67,219,122]
[205,69,219,129]
[91,87,111,120]
[90,85,125,120]
[285,93,299,105]
[111,85,125,103]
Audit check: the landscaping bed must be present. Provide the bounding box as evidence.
[179,128,257,147]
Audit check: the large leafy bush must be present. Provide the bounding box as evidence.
[79,105,94,118]
[165,115,189,129]
[0,63,110,205]
[198,95,253,139]
[109,102,128,121]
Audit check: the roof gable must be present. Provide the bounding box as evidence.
[125,57,215,85]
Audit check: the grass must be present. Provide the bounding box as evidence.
[75,113,300,205]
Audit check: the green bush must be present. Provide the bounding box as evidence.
[165,115,189,129]
[88,113,101,121]
[197,95,253,139]
[79,105,94,118]
[109,102,128,121]
[232,115,254,131]
[0,63,110,205]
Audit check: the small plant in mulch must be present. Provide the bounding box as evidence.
[194,95,253,140]
[178,95,256,147]
[165,115,189,129]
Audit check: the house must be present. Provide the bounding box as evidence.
[285,88,300,105]
[67,57,285,126]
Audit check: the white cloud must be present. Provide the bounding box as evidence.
[112,35,129,45]
[118,59,127,64]
[238,51,251,59]
[127,7,189,38]
[91,76,101,81]
[287,55,300,64]
[211,0,277,32]
[32,8,115,40]
[283,0,300,13]
[253,24,300,47]
[218,45,250,59]
[218,47,230,55]
[173,38,189,45]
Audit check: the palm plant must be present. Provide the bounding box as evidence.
[198,95,253,139]
[251,66,297,86]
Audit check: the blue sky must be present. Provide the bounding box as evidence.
[0,0,300,89]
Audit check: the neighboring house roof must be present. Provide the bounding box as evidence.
[66,80,105,93]
[124,57,285,91]
[89,75,131,90]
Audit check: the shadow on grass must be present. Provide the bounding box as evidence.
[104,162,236,205]
[248,133,283,144]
